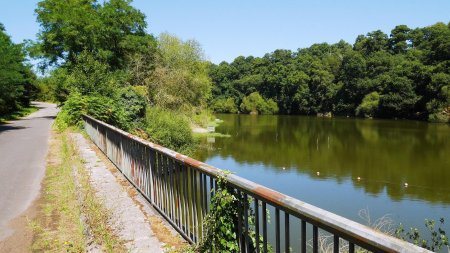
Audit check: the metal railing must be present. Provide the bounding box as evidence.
[83,115,429,253]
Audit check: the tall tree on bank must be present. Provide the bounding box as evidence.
[0,23,35,115]
[34,0,156,70]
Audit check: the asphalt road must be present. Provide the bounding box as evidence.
[0,102,58,240]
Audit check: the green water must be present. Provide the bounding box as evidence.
[194,114,450,236]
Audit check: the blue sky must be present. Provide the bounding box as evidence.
[1,0,449,64]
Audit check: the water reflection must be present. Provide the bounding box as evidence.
[194,114,450,204]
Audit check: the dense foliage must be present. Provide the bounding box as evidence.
[0,23,36,116]
[209,22,450,122]
[199,172,266,253]
[34,0,213,153]
[143,107,193,154]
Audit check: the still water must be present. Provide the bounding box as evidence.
[194,114,450,236]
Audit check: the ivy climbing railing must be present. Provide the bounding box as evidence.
[83,114,429,253]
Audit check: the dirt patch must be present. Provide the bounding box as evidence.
[0,197,41,253]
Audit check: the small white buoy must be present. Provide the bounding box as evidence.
[282,167,286,170]
[404,183,408,187]
[357,177,361,181]
[316,171,320,176]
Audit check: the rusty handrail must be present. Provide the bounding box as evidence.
[82,114,429,253]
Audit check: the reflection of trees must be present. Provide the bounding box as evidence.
[194,114,450,204]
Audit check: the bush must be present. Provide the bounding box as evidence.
[117,86,147,122]
[85,95,129,130]
[144,107,193,153]
[211,97,238,113]
[356,92,380,117]
[240,92,279,114]
[55,92,86,130]
[55,93,130,131]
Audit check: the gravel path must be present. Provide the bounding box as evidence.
[71,133,164,253]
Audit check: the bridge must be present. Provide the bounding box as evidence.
[83,114,429,253]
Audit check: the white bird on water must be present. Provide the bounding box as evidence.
[404,183,408,187]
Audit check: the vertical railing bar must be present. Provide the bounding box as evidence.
[333,234,339,253]
[163,155,168,215]
[254,199,260,253]
[301,220,306,253]
[202,173,207,219]
[313,225,318,253]
[193,169,199,243]
[156,152,161,209]
[178,162,184,233]
[349,242,355,253]
[237,190,243,252]
[209,177,214,200]
[244,193,250,253]
[275,208,280,253]
[262,202,267,253]
[183,165,190,237]
[174,162,181,229]
[285,212,290,253]
[149,149,155,204]
[168,158,173,221]
[169,158,175,221]
[198,171,203,240]
[187,166,195,242]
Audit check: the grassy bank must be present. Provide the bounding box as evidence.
[0,105,38,123]
[30,130,126,252]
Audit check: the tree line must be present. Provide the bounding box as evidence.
[0,23,35,117]
[208,22,450,123]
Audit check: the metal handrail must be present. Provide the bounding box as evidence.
[82,114,429,253]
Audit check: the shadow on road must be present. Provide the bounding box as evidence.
[36,115,56,120]
[0,124,28,134]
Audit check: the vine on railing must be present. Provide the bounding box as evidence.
[198,171,269,253]
[395,218,449,252]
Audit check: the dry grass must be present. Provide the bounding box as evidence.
[30,131,85,252]
[30,130,127,253]
[307,208,397,253]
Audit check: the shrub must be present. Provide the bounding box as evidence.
[356,92,380,118]
[144,107,193,153]
[55,92,86,130]
[240,92,279,114]
[85,95,129,130]
[117,86,147,122]
[211,97,238,113]
[55,93,130,131]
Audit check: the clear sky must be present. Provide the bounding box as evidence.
[1,0,449,64]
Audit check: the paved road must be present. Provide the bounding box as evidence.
[0,102,58,240]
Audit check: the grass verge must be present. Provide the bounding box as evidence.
[0,105,38,123]
[30,130,126,252]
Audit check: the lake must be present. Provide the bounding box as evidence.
[194,114,450,241]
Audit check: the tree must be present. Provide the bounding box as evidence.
[356,92,380,117]
[378,74,419,118]
[354,30,389,55]
[389,25,411,53]
[240,92,278,114]
[148,33,212,112]
[0,23,35,115]
[34,0,156,69]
